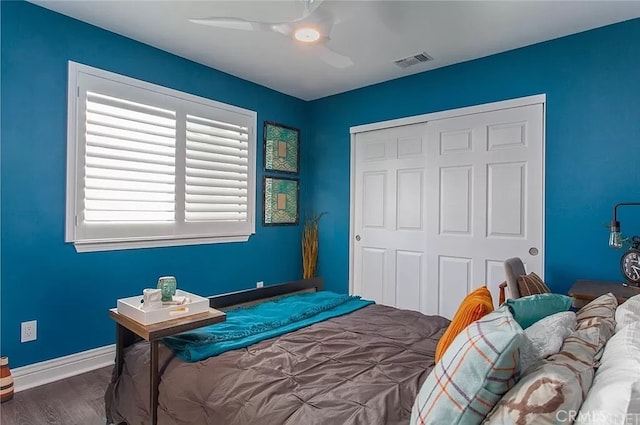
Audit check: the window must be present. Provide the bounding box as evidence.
[66,62,256,252]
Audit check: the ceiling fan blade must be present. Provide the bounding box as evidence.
[314,44,353,68]
[190,0,325,29]
[189,17,272,32]
[302,0,325,19]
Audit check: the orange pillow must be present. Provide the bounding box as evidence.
[434,286,494,362]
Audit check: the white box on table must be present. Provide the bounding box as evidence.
[116,289,210,325]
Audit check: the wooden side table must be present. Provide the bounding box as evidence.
[109,308,226,425]
[568,279,640,308]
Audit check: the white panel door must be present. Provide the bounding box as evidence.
[352,123,430,312]
[426,104,543,317]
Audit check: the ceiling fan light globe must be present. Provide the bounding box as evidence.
[294,27,321,43]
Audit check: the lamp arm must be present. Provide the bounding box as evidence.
[613,202,640,224]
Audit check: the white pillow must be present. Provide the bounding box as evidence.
[519,311,576,372]
[615,293,640,333]
[576,321,640,425]
[628,381,640,415]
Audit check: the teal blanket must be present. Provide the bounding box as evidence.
[162,291,374,362]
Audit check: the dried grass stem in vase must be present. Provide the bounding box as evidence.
[302,213,325,279]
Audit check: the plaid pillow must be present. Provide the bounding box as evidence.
[411,306,523,425]
[516,272,550,297]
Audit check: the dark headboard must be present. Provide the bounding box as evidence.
[208,277,323,310]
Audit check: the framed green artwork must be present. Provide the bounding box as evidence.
[264,121,299,174]
[263,176,299,226]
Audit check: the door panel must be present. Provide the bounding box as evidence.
[487,162,525,237]
[362,172,386,227]
[398,136,424,157]
[396,250,423,311]
[488,121,527,150]
[352,123,429,311]
[440,129,473,154]
[360,247,386,302]
[426,104,543,311]
[440,166,472,235]
[485,259,506,301]
[438,255,473,319]
[397,169,423,229]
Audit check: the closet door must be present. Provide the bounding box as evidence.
[425,104,544,318]
[350,99,544,318]
[352,123,430,312]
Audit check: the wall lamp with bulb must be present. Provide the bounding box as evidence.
[609,202,640,248]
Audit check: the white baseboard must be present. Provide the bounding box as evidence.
[12,344,115,392]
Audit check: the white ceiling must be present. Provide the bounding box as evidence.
[29,1,640,101]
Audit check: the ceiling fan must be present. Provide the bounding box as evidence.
[189,0,353,69]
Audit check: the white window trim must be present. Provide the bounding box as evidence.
[66,61,257,252]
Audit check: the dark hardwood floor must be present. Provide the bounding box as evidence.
[0,366,112,425]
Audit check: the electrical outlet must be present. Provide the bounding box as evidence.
[256,281,264,288]
[21,320,37,343]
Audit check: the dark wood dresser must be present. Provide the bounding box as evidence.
[568,279,640,308]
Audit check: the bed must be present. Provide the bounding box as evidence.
[105,278,450,425]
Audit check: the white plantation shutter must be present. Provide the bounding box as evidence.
[66,62,256,252]
[185,115,249,222]
[84,92,177,223]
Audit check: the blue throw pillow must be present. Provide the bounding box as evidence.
[505,293,573,329]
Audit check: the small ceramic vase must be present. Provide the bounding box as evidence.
[1,356,14,403]
[157,276,177,302]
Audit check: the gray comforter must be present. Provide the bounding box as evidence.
[106,304,449,425]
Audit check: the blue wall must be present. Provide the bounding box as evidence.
[307,19,640,295]
[0,1,309,367]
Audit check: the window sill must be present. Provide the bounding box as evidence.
[72,234,252,253]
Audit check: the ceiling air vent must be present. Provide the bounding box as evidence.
[394,52,434,69]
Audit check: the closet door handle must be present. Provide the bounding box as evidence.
[355,235,361,241]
